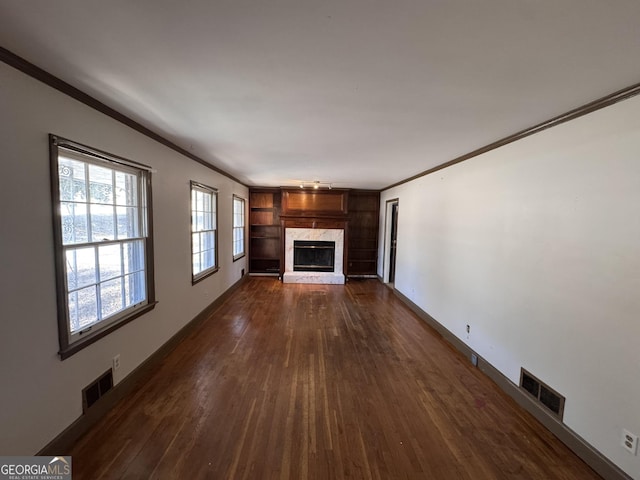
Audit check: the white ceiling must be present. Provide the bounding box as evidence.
[2,1,640,189]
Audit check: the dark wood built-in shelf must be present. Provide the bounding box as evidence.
[249,189,282,275]
[248,187,379,278]
[347,191,380,277]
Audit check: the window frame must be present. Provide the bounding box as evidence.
[232,195,246,261]
[190,181,219,284]
[49,135,156,360]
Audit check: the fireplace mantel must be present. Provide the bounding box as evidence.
[279,189,350,281]
[282,228,345,284]
[280,217,348,279]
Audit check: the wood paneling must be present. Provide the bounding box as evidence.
[281,218,347,230]
[250,192,274,208]
[282,189,348,216]
[68,278,601,480]
[250,210,273,225]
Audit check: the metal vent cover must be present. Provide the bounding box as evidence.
[82,369,113,413]
[520,368,565,420]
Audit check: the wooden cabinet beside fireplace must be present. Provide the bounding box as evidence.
[249,187,379,278]
[347,191,379,277]
[249,188,281,274]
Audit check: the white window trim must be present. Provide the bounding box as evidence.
[190,181,218,283]
[232,195,246,261]
[50,135,156,360]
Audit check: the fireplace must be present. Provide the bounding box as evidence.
[294,240,335,272]
[283,228,345,284]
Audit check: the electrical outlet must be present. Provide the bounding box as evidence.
[466,325,470,334]
[622,429,638,455]
[112,354,121,371]
[470,353,478,367]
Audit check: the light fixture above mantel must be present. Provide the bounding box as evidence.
[297,181,333,190]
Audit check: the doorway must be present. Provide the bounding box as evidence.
[383,199,399,285]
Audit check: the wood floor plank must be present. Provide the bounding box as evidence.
[68,277,602,479]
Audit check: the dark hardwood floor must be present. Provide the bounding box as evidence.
[69,277,601,479]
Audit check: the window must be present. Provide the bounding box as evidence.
[191,182,218,282]
[232,195,246,260]
[50,135,155,359]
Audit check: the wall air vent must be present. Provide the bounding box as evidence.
[82,369,113,413]
[520,368,565,421]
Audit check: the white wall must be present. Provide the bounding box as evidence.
[379,95,640,478]
[0,62,248,454]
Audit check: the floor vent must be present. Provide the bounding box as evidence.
[520,368,565,420]
[82,369,113,413]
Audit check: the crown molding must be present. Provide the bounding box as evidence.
[384,81,640,191]
[0,46,247,187]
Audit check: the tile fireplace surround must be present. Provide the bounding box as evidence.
[283,228,345,284]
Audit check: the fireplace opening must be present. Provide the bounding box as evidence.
[294,240,335,272]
